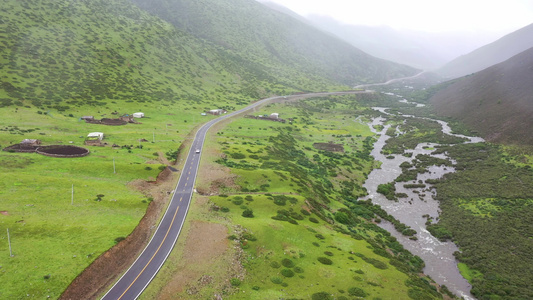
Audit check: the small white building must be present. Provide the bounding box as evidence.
[87,132,104,141]
[270,113,280,119]
[208,109,226,115]
[132,112,144,118]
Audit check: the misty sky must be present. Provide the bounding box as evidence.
[266,0,533,35]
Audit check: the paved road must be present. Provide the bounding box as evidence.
[101,91,367,300]
[353,71,427,89]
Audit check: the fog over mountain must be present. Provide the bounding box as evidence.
[437,23,533,78]
[300,15,503,70]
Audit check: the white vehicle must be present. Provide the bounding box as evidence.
[195,149,200,154]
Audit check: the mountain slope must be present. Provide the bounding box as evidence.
[0,0,251,108]
[437,23,533,78]
[130,0,419,86]
[0,0,344,111]
[430,47,533,145]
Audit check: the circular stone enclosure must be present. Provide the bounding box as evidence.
[36,145,90,158]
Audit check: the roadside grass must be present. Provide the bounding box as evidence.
[0,101,220,298]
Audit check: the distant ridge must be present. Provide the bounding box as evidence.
[430,47,533,145]
[437,23,533,79]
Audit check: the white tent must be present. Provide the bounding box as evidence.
[133,112,144,118]
[87,132,104,140]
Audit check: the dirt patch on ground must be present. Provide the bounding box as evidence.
[0,211,8,216]
[157,219,230,299]
[86,118,127,126]
[196,163,239,196]
[313,142,344,152]
[36,145,90,157]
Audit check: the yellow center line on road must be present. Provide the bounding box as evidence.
[117,205,181,300]
[180,197,183,202]
[185,182,188,187]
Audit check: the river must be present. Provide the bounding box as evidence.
[358,107,483,300]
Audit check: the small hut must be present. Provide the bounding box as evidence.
[133,112,144,118]
[85,132,104,145]
[270,113,280,119]
[208,109,226,115]
[81,116,94,121]
[20,139,41,149]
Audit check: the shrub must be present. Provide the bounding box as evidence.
[230,152,246,159]
[270,261,281,268]
[281,258,295,268]
[114,236,126,244]
[294,266,304,273]
[309,217,319,223]
[242,232,257,241]
[232,198,244,205]
[312,242,320,247]
[311,292,333,300]
[334,211,350,224]
[242,209,254,218]
[281,268,295,277]
[317,257,333,265]
[287,219,298,225]
[301,209,311,216]
[348,287,367,297]
[324,251,334,256]
[252,286,260,291]
[270,276,283,284]
[230,278,241,286]
[315,234,325,239]
[220,207,230,212]
[43,274,51,280]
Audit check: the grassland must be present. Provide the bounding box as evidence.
[0,100,222,299]
[141,95,448,299]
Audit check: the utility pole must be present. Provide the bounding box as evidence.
[7,228,13,257]
[113,158,116,174]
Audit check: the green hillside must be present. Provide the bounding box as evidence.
[430,47,533,145]
[0,0,344,112]
[130,0,418,86]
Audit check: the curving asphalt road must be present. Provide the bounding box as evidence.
[101,91,367,300]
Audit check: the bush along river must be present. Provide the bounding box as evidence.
[359,107,483,300]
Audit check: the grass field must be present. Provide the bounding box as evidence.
[0,101,226,298]
[141,95,447,299]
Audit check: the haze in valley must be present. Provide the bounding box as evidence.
[260,0,533,68]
